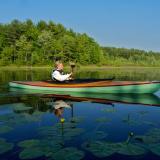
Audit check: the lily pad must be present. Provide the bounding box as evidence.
[101,108,116,113]
[38,124,84,142]
[51,147,84,160]
[19,147,44,159]
[54,127,84,141]
[134,135,159,144]
[18,139,41,148]
[32,111,44,116]
[64,128,84,137]
[40,139,63,156]
[38,126,58,137]
[13,103,32,112]
[0,113,39,127]
[0,138,14,154]
[22,113,42,122]
[0,114,16,123]
[83,131,107,141]
[55,122,76,130]
[142,121,155,126]
[122,115,138,125]
[149,143,160,156]
[95,117,111,123]
[0,125,13,134]
[83,139,146,157]
[117,143,146,156]
[18,138,63,159]
[145,128,160,143]
[138,111,149,115]
[82,141,116,158]
[146,128,160,136]
[0,138,6,142]
[95,131,108,140]
[69,116,84,123]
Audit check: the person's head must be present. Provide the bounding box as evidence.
[54,108,64,118]
[55,61,64,70]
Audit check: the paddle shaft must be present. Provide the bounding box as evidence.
[70,64,75,79]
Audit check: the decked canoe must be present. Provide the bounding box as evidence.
[9,79,160,94]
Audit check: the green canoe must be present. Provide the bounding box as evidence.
[9,80,160,94]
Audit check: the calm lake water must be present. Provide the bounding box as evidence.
[0,68,160,160]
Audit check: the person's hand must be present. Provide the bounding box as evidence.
[68,77,73,80]
[69,72,73,77]
[69,72,74,80]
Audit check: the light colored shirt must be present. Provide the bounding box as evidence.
[52,70,71,81]
[46,100,71,109]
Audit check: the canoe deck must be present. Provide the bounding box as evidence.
[9,80,160,94]
[9,80,159,88]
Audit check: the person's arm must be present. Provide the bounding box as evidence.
[52,71,72,81]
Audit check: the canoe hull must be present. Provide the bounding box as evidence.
[9,81,160,94]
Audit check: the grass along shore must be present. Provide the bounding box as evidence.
[0,65,160,70]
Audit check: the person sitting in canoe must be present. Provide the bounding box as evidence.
[52,61,72,81]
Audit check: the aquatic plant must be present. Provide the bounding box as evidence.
[134,128,160,144]
[95,117,111,123]
[138,111,149,115]
[0,113,15,122]
[122,114,138,125]
[40,139,63,155]
[82,141,116,158]
[19,147,44,159]
[0,138,14,154]
[0,125,13,134]
[0,112,42,127]
[82,131,147,158]
[142,121,155,126]
[149,143,160,156]
[94,131,108,140]
[60,118,65,123]
[13,103,32,112]
[83,140,146,157]
[18,139,41,148]
[64,128,84,137]
[55,122,77,130]
[0,109,43,129]
[69,116,84,123]
[21,113,42,122]
[146,128,160,138]
[18,138,63,159]
[101,107,116,113]
[83,130,107,141]
[117,143,146,156]
[38,126,57,135]
[125,132,134,144]
[38,122,84,142]
[50,147,84,160]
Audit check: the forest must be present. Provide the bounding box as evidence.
[0,19,160,67]
[102,47,160,66]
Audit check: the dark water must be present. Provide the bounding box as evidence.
[0,68,160,160]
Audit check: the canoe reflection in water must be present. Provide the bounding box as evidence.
[8,87,160,107]
[47,100,71,118]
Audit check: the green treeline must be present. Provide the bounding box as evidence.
[0,19,102,66]
[102,47,160,66]
[0,19,160,67]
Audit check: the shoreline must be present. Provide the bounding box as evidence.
[0,65,160,70]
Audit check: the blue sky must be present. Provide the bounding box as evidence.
[0,0,160,51]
